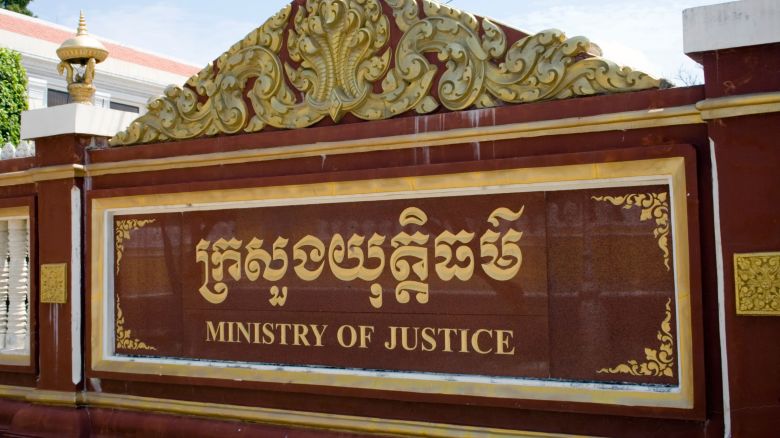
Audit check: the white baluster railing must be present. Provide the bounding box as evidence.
[0,222,8,350]
[4,219,28,352]
[0,141,35,160]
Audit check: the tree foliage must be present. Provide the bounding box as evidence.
[1,0,34,17]
[0,48,28,145]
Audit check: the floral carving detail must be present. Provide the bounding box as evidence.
[734,253,780,315]
[110,0,666,146]
[115,295,156,352]
[598,298,675,378]
[115,219,156,274]
[592,192,671,270]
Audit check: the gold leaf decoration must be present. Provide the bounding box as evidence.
[110,0,666,146]
[592,192,671,270]
[40,263,68,304]
[115,295,156,352]
[598,298,674,378]
[115,219,156,274]
[734,252,780,316]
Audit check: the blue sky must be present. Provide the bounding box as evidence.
[31,0,716,83]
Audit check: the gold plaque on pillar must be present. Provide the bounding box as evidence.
[40,263,68,304]
[734,252,780,316]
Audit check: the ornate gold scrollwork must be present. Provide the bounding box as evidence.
[734,252,780,315]
[598,298,674,378]
[110,0,666,146]
[592,192,671,270]
[114,218,158,352]
[115,295,156,352]
[115,219,156,274]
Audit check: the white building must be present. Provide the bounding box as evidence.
[0,8,199,114]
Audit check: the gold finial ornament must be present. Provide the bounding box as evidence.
[56,11,109,104]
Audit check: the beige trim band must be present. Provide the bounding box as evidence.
[0,353,30,367]
[0,164,85,187]
[0,384,589,437]
[86,392,587,438]
[697,92,780,120]
[0,385,76,407]
[86,105,703,177]
[86,93,780,179]
[3,94,778,185]
[0,384,32,401]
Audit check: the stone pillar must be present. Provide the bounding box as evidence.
[684,1,780,436]
[18,103,133,394]
[4,103,134,438]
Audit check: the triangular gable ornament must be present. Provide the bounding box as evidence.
[111,0,668,146]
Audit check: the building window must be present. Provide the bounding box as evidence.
[47,89,70,107]
[110,102,139,113]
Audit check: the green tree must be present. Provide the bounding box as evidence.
[1,0,34,17]
[0,48,28,145]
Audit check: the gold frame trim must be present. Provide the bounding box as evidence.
[0,206,29,219]
[90,157,693,409]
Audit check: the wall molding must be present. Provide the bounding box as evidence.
[87,104,703,177]
[7,93,778,183]
[697,92,780,121]
[0,385,584,437]
[0,164,85,187]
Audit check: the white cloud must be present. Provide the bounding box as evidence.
[59,2,274,68]
[502,0,711,83]
[49,0,710,85]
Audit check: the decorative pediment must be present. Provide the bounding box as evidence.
[110,0,667,146]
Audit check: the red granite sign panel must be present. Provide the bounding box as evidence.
[113,184,677,386]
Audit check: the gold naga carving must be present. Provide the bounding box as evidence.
[598,298,675,378]
[592,192,671,271]
[110,0,666,146]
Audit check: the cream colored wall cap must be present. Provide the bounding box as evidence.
[21,104,137,140]
[684,0,780,54]
[697,91,780,120]
[0,164,85,187]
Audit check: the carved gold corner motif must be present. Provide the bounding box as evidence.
[40,263,68,304]
[592,192,671,271]
[734,252,780,316]
[110,0,665,146]
[598,298,675,378]
[115,295,156,352]
[115,219,156,274]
